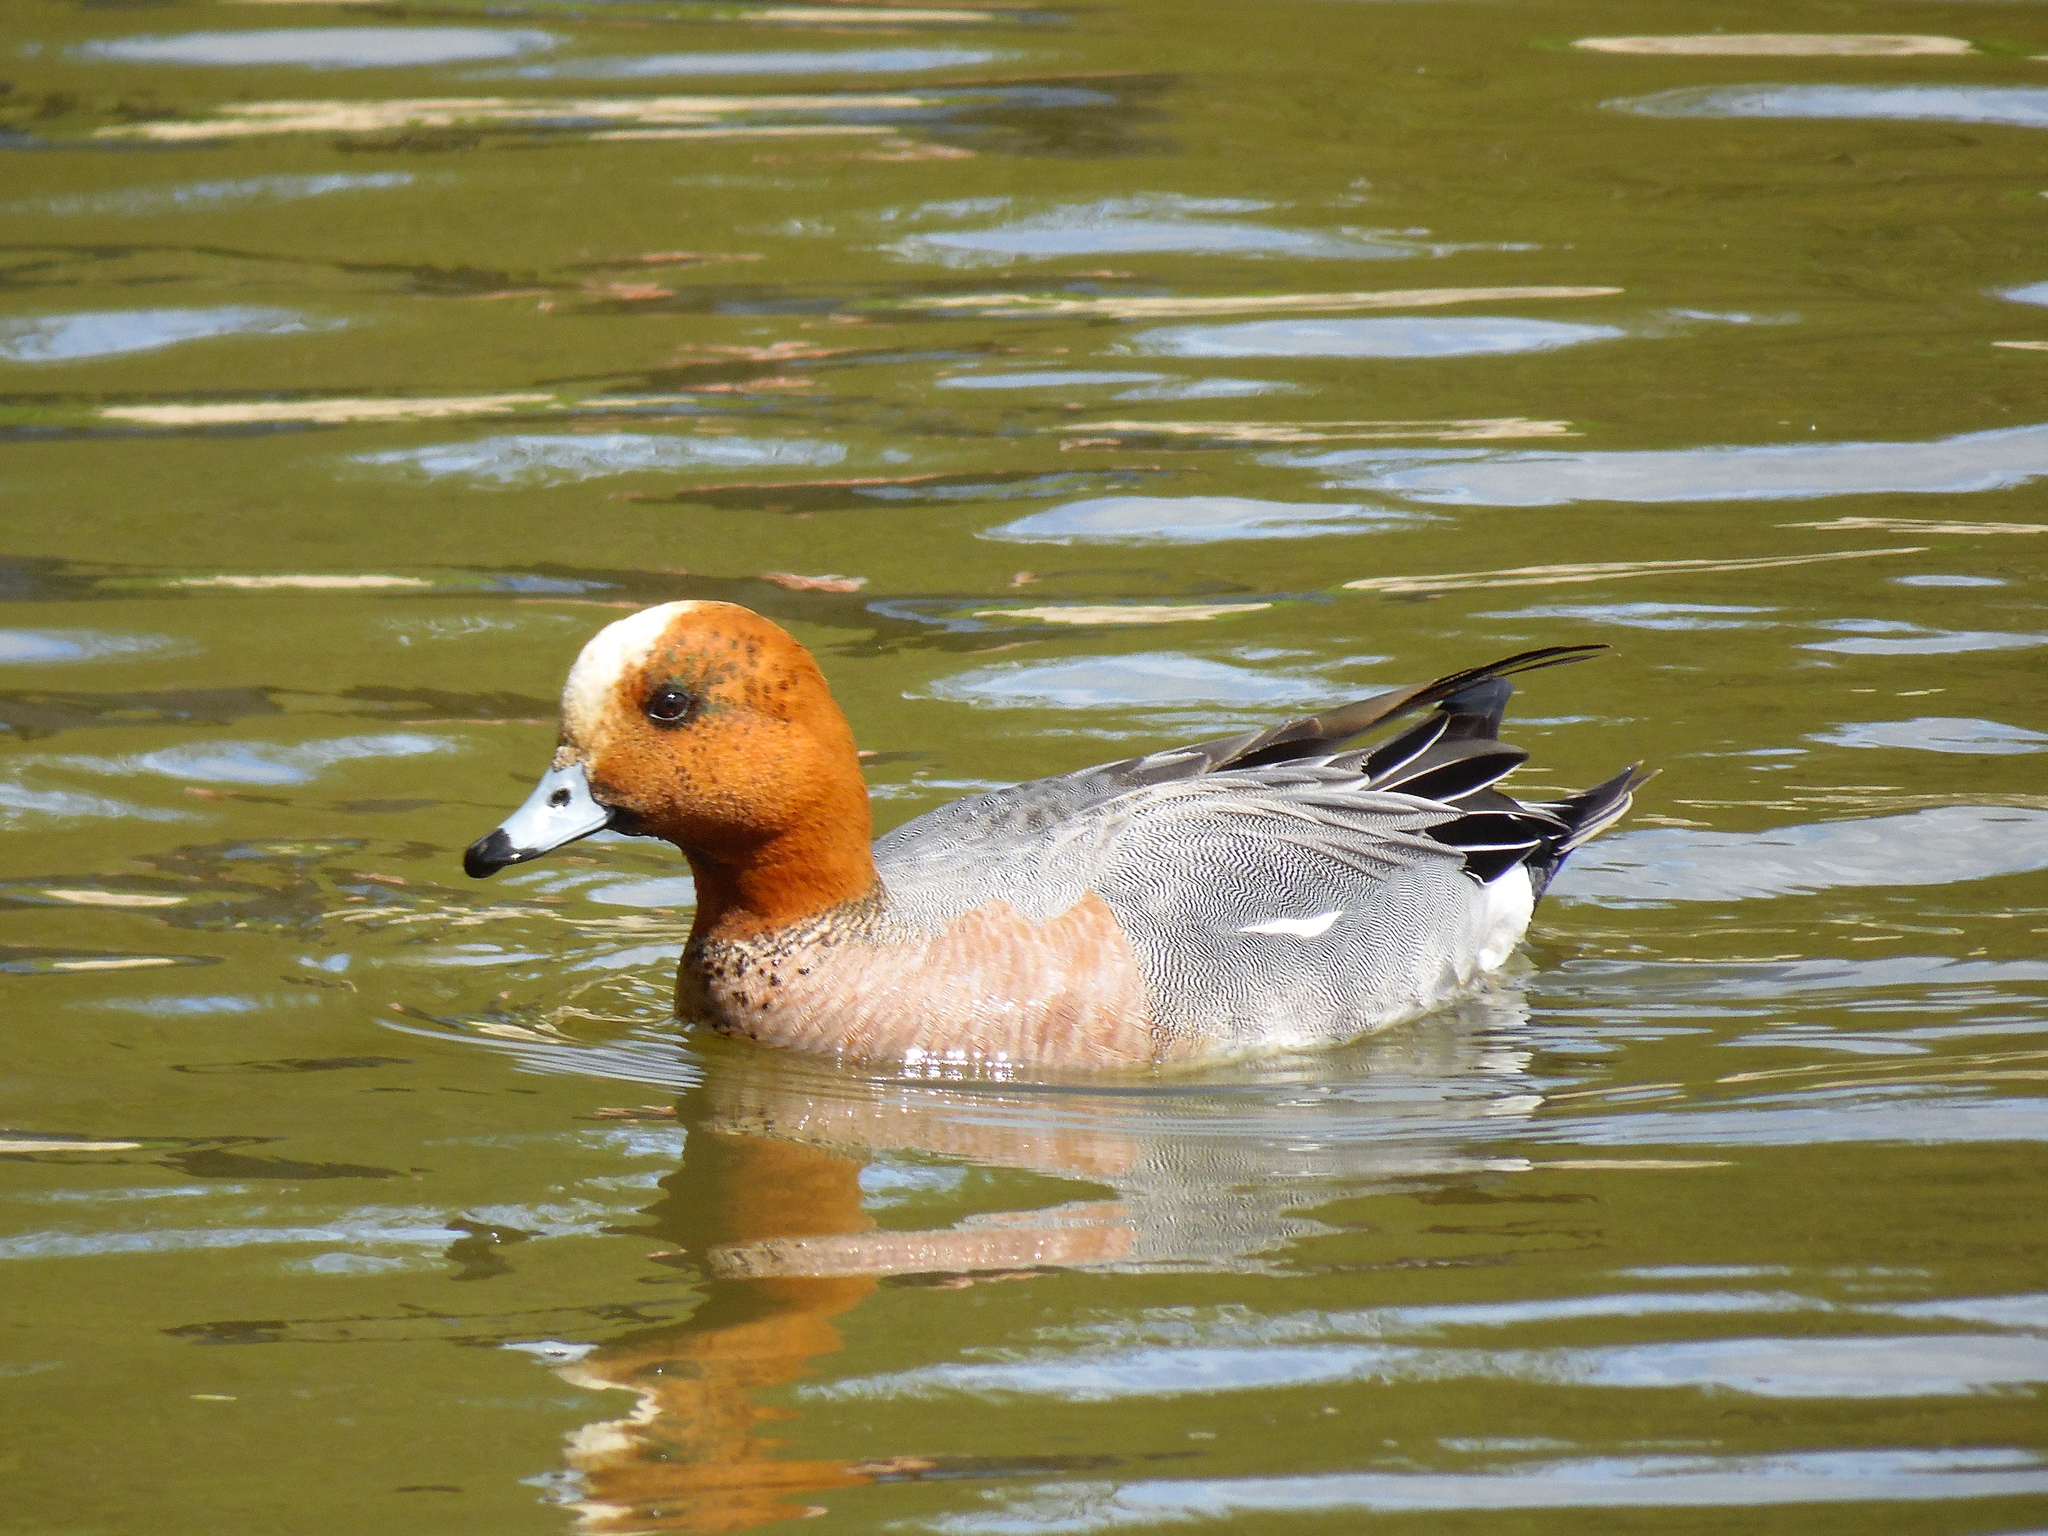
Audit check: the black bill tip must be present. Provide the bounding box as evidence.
[463,829,519,879]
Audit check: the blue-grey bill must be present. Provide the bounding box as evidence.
[464,760,615,878]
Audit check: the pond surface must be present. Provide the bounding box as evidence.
[4,0,2047,1531]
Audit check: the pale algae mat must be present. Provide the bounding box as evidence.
[2,0,2047,1532]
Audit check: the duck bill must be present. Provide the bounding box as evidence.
[464,761,616,878]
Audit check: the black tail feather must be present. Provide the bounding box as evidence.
[1357,712,1450,784]
[1523,764,1656,896]
[1438,676,1514,741]
[1099,647,1642,894]
[1372,739,1530,804]
[1139,645,1608,780]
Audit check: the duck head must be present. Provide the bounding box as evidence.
[464,601,876,939]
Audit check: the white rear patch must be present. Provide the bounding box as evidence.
[562,601,701,741]
[1473,866,1535,971]
[1240,910,1343,939]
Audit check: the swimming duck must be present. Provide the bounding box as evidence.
[464,601,1646,1069]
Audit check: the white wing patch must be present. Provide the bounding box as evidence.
[1239,909,1344,939]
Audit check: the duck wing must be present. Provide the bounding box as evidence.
[1101,643,1605,782]
[872,644,1623,909]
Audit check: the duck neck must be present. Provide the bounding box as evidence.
[684,804,879,945]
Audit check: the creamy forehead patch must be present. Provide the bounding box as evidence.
[562,601,701,740]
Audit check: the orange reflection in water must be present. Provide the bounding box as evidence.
[545,1079,1138,1534]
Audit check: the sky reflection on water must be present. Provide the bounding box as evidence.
[887,196,1437,264]
[73,27,558,69]
[353,433,845,485]
[986,495,1425,543]
[503,47,1001,79]
[937,369,1164,390]
[816,1332,2048,1403]
[926,652,1347,709]
[0,630,177,664]
[0,308,327,363]
[1130,317,1627,359]
[1478,601,1772,631]
[6,172,413,218]
[924,1450,2048,1532]
[1809,717,2048,754]
[1554,806,2048,904]
[1282,422,2048,505]
[1803,619,2048,655]
[1612,85,2048,129]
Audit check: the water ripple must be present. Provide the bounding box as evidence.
[986,495,1424,544]
[352,432,845,486]
[925,1449,2048,1531]
[73,28,557,69]
[1612,85,2048,130]
[1554,806,2048,904]
[1279,422,2048,506]
[0,308,331,364]
[1130,317,1625,359]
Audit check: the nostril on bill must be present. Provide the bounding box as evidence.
[549,789,571,808]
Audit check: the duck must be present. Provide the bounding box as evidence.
[463,600,1647,1070]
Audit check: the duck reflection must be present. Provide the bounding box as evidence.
[549,1127,876,1534]
[538,986,1540,1533]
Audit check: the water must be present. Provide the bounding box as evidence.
[2,0,2045,1531]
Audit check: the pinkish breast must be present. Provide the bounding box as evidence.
[678,891,1158,1069]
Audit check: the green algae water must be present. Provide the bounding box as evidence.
[4,0,2048,1530]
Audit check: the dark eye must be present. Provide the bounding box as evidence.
[644,686,699,726]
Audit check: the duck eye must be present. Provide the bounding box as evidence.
[644,685,699,726]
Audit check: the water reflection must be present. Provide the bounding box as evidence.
[1575,34,1972,58]
[0,629,177,664]
[505,48,1002,80]
[352,433,845,486]
[752,5,1022,22]
[1281,422,2048,506]
[1804,619,2047,656]
[986,494,1423,544]
[6,172,412,219]
[924,652,1354,710]
[910,285,1621,320]
[822,1329,2048,1403]
[506,999,1539,1532]
[1554,806,2048,904]
[0,307,328,364]
[121,733,457,787]
[0,732,454,823]
[927,1449,2048,1531]
[1114,377,1291,400]
[1612,85,2048,130]
[74,28,558,69]
[886,196,1436,265]
[1810,717,2048,755]
[93,91,952,145]
[1130,317,1625,359]
[1478,601,1772,632]
[936,369,1163,390]
[0,783,190,829]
